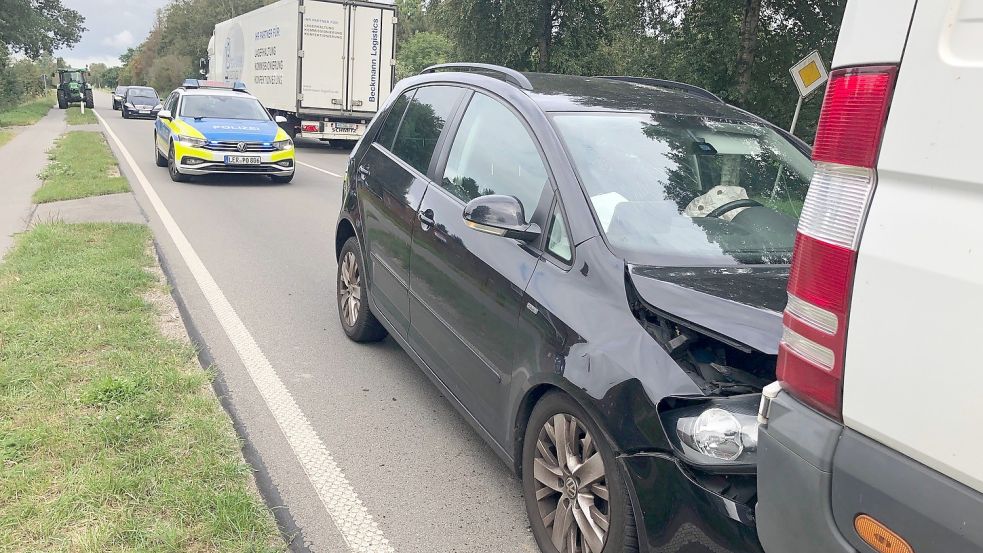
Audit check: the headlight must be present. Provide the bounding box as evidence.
[153,104,162,111]
[176,135,207,147]
[660,394,759,472]
[273,139,293,151]
[125,103,134,109]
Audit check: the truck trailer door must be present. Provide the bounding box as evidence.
[300,0,348,110]
[346,4,394,113]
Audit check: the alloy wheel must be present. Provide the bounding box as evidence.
[339,251,361,327]
[534,413,610,553]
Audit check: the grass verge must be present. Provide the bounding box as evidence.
[0,130,12,149]
[66,107,98,125]
[0,223,284,551]
[0,94,54,127]
[34,131,129,203]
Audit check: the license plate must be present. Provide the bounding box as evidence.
[225,155,261,165]
[139,110,150,114]
[333,123,357,131]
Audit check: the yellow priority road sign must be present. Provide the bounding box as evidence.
[789,50,828,98]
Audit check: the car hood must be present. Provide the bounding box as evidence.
[180,118,280,142]
[627,264,787,354]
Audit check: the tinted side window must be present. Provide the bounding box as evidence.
[441,93,549,216]
[391,86,463,175]
[375,91,412,150]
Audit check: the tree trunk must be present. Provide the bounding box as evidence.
[735,0,762,105]
[537,0,553,71]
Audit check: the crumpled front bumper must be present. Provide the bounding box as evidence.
[620,452,764,553]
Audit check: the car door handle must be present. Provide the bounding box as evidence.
[419,209,435,228]
[357,166,371,179]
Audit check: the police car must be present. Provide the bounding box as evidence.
[153,80,295,183]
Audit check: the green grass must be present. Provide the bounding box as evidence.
[66,107,98,125]
[0,223,284,552]
[0,130,13,149]
[34,131,129,203]
[0,94,54,127]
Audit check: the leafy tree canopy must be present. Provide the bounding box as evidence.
[0,0,85,58]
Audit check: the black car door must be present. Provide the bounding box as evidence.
[408,91,554,443]
[355,86,465,336]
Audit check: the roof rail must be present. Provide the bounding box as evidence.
[596,76,723,103]
[421,63,533,91]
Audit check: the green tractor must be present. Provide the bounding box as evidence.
[54,68,94,110]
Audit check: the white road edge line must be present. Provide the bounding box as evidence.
[298,160,343,178]
[95,110,394,553]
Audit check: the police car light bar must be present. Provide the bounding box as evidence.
[181,79,248,92]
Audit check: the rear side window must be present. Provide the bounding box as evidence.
[441,93,549,217]
[375,91,411,149]
[391,86,463,175]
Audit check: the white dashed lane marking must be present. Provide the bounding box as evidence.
[95,111,394,553]
[298,159,343,178]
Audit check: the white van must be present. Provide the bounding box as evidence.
[756,1,983,552]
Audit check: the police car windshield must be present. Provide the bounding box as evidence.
[180,95,270,121]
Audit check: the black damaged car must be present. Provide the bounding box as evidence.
[334,64,813,553]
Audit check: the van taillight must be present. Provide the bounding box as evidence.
[778,66,898,419]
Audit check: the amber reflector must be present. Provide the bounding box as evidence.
[855,514,913,553]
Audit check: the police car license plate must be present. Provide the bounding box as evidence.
[225,155,261,165]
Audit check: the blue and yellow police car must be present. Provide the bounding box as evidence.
[153,80,295,183]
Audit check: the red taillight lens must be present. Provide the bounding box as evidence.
[813,66,897,168]
[778,65,898,419]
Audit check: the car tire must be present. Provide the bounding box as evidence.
[270,172,294,184]
[154,134,167,167]
[522,392,640,553]
[122,107,129,119]
[337,236,387,342]
[167,143,190,183]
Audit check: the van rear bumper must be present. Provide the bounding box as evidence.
[757,391,983,553]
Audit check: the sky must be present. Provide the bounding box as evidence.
[53,0,170,68]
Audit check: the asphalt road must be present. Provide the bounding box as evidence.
[93,91,540,553]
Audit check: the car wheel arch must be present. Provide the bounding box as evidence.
[511,378,622,477]
[335,218,357,260]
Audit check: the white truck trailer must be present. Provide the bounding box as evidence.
[207,0,396,143]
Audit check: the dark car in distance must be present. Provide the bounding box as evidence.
[335,64,813,553]
[112,85,129,110]
[121,86,161,119]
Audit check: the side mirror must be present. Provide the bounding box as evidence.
[157,109,172,121]
[463,195,541,242]
[274,115,288,124]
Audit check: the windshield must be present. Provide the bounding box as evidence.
[179,95,270,120]
[127,93,157,104]
[552,113,813,265]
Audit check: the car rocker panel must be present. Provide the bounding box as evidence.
[166,118,294,176]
